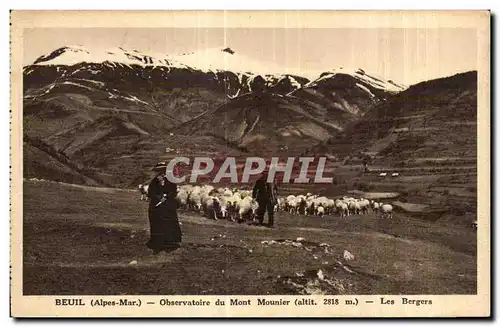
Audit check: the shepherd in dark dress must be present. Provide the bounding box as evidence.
[146,162,182,253]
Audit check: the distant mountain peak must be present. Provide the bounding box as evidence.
[308,67,407,94]
[33,45,90,65]
[221,47,235,55]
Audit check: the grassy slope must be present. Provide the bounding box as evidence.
[302,72,478,222]
[23,181,476,295]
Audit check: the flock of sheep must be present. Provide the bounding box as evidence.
[138,183,394,221]
[278,194,393,219]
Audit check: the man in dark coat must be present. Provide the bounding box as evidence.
[252,170,278,227]
[146,162,182,253]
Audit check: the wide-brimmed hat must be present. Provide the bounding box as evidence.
[152,161,168,172]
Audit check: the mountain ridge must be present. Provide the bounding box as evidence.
[23,44,411,187]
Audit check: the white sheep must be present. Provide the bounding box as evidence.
[188,191,202,211]
[297,198,308,215]
[305,199,316,215]
[288,198,299,214]
[238,196,255,221]
[219,196,234,220]
[179,184,193,193]
[359,199,370,214]
[224,193,242,221]
[228,192,242,206]
[348,200,360,215]
[316,205,325,218]
[240,190,252,199]
[202,196,215,219]
[380,204,393,219]
[138,184,149,201]
[278,197,287,211]
[202,185,215,194]
[176,189,190,208]
[324,199,335,214]
[339,202,349,218]
[211,197,222,220]
[306,195,317,202]
[335,200,344,215]
[220,206,228,219]
[297,195,307,201]
[202,196,222,220]
[188,185,213,211]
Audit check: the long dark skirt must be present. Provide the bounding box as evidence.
[146,201,182,251]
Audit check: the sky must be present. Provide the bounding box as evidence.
[23,27,478,86]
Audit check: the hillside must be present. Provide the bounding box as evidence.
[173,93,342,156]
[23,135,105,186]
[173,70,404,155]
[291,68,405,117]
[305,71,478,222]
[308,71,477,159]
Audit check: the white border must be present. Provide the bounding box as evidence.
[4,1,498,325]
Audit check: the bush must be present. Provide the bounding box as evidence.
[357,182,372,192]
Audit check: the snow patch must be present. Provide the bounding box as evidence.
[72,78,105,87]
[355,83,375,98]
[305,67,406,94]
[43,84,56,95]
[61,81,94,91]
[125,95,149,105]
[288,76,302,89]
[107,92,149,106]
[172,47,285,76]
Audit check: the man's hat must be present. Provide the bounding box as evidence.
[152,161,168,171]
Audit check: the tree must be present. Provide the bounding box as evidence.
[362,154,372,172]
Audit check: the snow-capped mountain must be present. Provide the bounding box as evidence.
[23,44,408,187]
[25,45,312,100]
[24,44,408,129]
[25,45,406,104]
[287,67,406,118]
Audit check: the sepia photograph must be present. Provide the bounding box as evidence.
[10,10,490,317]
